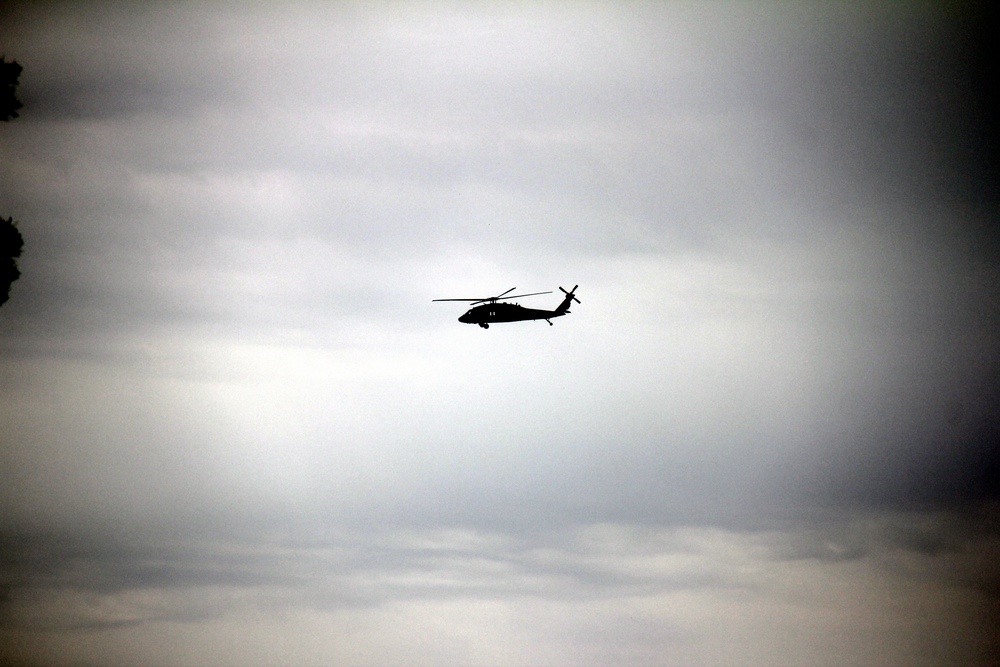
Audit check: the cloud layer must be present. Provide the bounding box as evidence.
[1,2,997,664]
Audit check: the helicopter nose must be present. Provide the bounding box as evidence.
[458,313,469,323]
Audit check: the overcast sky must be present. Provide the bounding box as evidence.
[1,2,998,665]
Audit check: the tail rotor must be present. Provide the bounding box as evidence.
[559,285,580,304]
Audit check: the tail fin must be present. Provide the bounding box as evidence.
[555,285,580,314]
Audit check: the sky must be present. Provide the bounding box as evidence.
[1,2,998,665]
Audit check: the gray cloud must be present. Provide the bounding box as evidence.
[2,514,997,662]
[1,2,998,664]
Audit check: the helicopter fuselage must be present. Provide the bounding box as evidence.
[459,302,567,328]
[434,285,579,329]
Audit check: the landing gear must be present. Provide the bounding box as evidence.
[545,319,553,326]
[479,323,489,329]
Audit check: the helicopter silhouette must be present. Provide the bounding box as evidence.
[434,285,580,328]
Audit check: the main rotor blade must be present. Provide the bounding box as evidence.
[435,287,519,304]
[469,287,520,305]
[502,291,553,300]
[471,290,553,305]
[433,287,551,304]
[432,298,488,302]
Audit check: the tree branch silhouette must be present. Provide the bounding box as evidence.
[0,216,24,307]
[1,57,23,120]
[1,56,24,307]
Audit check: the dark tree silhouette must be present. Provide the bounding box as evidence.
[1,56,24,306]
[1,57,22,121]
[0,217,23,307]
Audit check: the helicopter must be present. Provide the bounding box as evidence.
[433,285,580,329]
